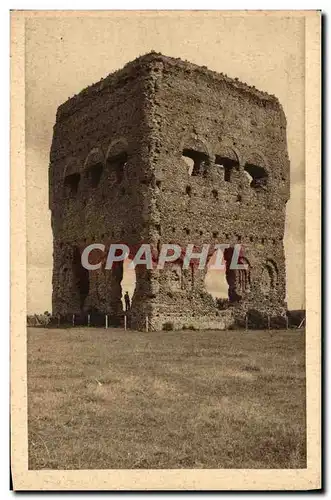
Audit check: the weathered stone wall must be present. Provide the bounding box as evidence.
[50,52,290,330]
[50,58,155,321]
[144,54,290,329]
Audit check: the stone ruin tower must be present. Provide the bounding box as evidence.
[49,52,290,330]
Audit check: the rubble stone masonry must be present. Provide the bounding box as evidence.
[49,52,290,330]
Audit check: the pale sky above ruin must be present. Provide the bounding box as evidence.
[25,12,305,313]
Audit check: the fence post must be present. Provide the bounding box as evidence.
[298,317,305,329]
[124,314,127,331]
[72,314,75,327]
[105,314,108,329]
[146,316,149,333]
[87,314,90,327]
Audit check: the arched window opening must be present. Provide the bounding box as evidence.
[107,151,128,184]
[215,156,239,182]
[182,148,209,176]
[87,162,103,188]
[64,173,80,196]
[244,163,268,188]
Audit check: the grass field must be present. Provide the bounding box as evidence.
[27,327,306,470]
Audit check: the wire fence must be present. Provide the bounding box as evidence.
[27,310,305,331]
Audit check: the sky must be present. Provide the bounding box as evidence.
[25,12,305,313]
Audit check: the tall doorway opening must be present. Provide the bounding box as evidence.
[204,250,228,307]
[121,258,137,313]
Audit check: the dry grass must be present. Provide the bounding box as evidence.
[27,327,306,469]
